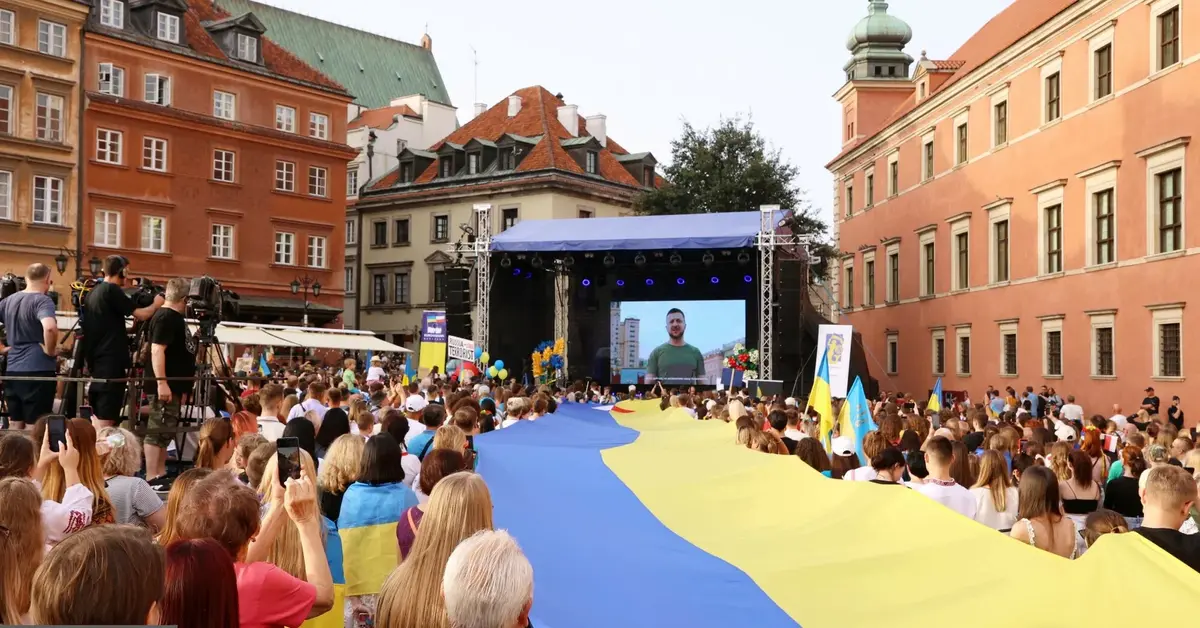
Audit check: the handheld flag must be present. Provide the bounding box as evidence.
[808,347,835,452]
[259,354,271,377]
[405,357,417,383]
[365,350,373,367]
[927,377,943,413]
[840,377,877,465]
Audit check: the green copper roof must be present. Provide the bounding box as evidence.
[214,0,452,108]
[846,1,912,50]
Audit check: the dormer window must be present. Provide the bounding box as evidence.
[500,148,516,170]
[100,0,124,29]
[585,151,598,174]
[236,33,258,62]
[157,12,180,43]
[643,167,654,187]
[440,158,453,178]
[467,153,480,175]
[399,161,414,183]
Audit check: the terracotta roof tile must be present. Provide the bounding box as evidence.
[931,59,966,70]
[348,104,421,130]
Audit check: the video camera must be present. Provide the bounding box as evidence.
[187,275,239,322]
[2,273,59,309]
[130,277,165,309]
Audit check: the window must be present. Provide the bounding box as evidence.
[236,33,257,62]
[32,176,63,224]
[0,85,10,134]
[1157,168,1182,253]
[502,208,519,232]
[211,224,233,259]
[865,173,874,208]
[0,9,12,45]
[38,20,66,57]
[156,13,179,43]
[94,210,120,247]
[307,235,327,268]
[398,161,414,183]
[1045,73,1061,123]
[309,112,329,140]
[213,91,236,120]
[394,218,410,245]
[96,129,122,164]
[433,270,446,303]
[142,136,167,171]
[1095,325,1115,377]
[98,63,125,96]
[922,242,935,296]
[887,250,899,303]
[274,232,295,265]
[886,333,898,375]
[433,215,449,241]
[1158,6,1180,70]
[144,74,171,106]
[394,273,410,305]
[35,93,64,142]
[345,219,356,245]
[1094,189,1115,264]
[275,105,296,133]
[308,166,327,197]
[0,170,9,219]
[345,267,354,294]
[956,123,968,165]
[955,232,969,290]
[1045,330,1062,376]
[347,169,359,195]
[957,327,971,376]
[844,184,853,217]
[579,208,594,219]
[864,258,875,306]
[843,264,854,309]
[467,153,480,175]
[372,274,386,305]
[932,330,945,376]
[213,149,235,182]
[1045,204,1063,273]
[993,101,1007,146]
[274,160,295,192]
[100,0,124,28]
[371,221,386,246]
[993,220,1010,282]
[1095,44,1112,99]
[643,167,655,187]
[888,160,899,196]
[922,141,934,181]
[1002,331,1018,376]
[500,148,516,170]
[1160,322,1182,377]
[440,158,454,178]
[586,151,598,174]
[140,216,165,252]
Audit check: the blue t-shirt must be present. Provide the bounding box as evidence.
[989,397,1005,415]
[408,430,436,460]
[0,291,57,372]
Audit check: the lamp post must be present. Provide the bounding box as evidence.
[88,256,102,277]
[54,248,70,275]
[290,275,321,327]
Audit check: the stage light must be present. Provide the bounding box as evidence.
[524,272,533,279]
[500,254,512,268]
[603,253,615,268]
[669,252,682,266]
[563,254,575,269]
[634,253,646,267]
[645,278,654,286]
[581,278,591,287]
[702,251,714,266]
[743,274,753,283]
[676,278,685,285]
[531,254,543,269]
[737,251,751,264]
[616,279,625,287]
[512,268,522,276]
[710,276,719,284]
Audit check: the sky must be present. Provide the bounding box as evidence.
[617,300,745,358]
[264,0,1014,228]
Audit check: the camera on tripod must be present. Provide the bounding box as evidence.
[70,278,99,310]
[187,275,240,323]
[2,273,59,308]
[130,277,165,309]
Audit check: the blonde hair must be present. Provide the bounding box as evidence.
[259,448,319,579]
[0,477,44,624]
[40,418,115,526]
[97,427,142,477]
[727,400,748,421]
[156,467,214,547]
[1048,442,1073,482]
[377,473,494,628]
[432,425,467,452]
[195,418,234,470]
[349,398,374,434]
[971,450,1012,513]
[317,434,364,494]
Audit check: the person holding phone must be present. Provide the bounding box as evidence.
[0,263,60,430]
[144,279,197,484]
[0,426,95,547]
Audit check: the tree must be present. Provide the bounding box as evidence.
[635,116,833,279]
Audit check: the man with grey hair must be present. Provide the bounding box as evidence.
[0,263,60,429]
[442,530,534,628]
[144,278,196,481]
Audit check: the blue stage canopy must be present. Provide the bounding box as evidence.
[490,211,786,252]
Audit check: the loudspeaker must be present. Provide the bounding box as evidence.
[443,267,472,338]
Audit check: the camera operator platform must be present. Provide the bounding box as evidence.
[0,263,61,430]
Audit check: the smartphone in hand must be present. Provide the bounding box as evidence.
[47,415,68,453]
[78,405,93,421]
[276,437,301,487]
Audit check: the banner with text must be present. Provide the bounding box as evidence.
[815,324,853,398]
[448,335,475,362]
[419,310,448,376]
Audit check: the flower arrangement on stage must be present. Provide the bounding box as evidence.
[726,343,759,380]
[531,338,566,384]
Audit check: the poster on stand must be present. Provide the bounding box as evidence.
[448,336,475,362]
[815,324,853,398]
[419,311,448,376]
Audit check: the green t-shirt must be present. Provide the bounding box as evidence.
[647,343,705,381]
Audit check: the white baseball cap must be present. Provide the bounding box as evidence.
[404,395,428,413]
[784,397,797,407]
[628,385,637,392]
[831,436,855,457]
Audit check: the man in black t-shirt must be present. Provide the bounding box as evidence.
[81,255,163,428]
[1142,386,1161,416]
[1136,465,1200,573]
[1167,395,1184,431]
[143,278,196,482]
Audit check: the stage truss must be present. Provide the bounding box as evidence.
[470,203,492,352]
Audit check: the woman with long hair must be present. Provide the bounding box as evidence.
[317,434,364,524]
[844,431,886,481]
[96,427,166,530]
[398,450,469,560]
[0,477,44,624]
[1060,449,1100,520]
[949,440,976,488]
[1047,442,1073,483]
[1081,509,1129,549]
[159,538,239,628]
[230,410,258,441]
[2,430,95,548]
[1104,446,1147,525]
[794,439,832,477]
[282,418,318,466]
[34,417,115,527]
[257,448,320,579]
[1080,426,1110,484]
[281,394,300,422]
[970,450,1019,531]
[1010,465,1077,558]
[195,418,236,470]
[315,407,351,459]
[156,467,215,546]
[377,472,494,628]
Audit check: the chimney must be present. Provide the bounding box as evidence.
[473,103,486,118]
[586,114,607,147]
[507,95,522,117]
[420,33,432,50]
[557,104,579,136]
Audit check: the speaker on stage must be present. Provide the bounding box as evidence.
[443,267,471,338]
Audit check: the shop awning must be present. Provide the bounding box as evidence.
[210,324,299,347]
[261,327,409,352]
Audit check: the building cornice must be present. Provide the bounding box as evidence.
[1134,136,1191,159]
[945,211,972,224]
[1076,160,1122,178]
[1029,179,1068,195]
[357,172,639,213]
[982,197,1013,212]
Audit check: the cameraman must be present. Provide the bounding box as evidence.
[0,263,60,429]
[145,278,195,482]
[82,255,163,428]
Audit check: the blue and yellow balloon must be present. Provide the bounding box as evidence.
[480,351,490,365]
[498,368,508,380]
[474,346,484,360]
[488,366,498,378]
[494,359,505,370]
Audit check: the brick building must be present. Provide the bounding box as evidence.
[827,0,1197,418]
[81,0,355,325]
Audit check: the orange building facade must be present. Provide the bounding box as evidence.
[81,0,354,324]
[828,0,1197,413]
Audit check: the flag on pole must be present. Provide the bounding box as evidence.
[839,377,877,466]
[927,377,943,413]
[809,347,835,452]
[259,354,271,377]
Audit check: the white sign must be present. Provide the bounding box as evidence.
[448,335,475,361]
[815,324,853,398]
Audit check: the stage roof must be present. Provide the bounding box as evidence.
[490,211,786,252]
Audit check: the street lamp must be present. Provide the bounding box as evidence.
[54,249,69,275]
[290,275,321,327]
[88,256,102,277]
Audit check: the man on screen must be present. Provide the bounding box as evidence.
[645,308,705,384]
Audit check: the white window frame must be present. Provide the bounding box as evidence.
[0,170,10,220]
[931,327,946,377]
[307,235,327,268]
[1080,161,1119,267]
[142,136,167,172]
[140,215,166,252]
[886,332,899,375]
[1088,309,1117,379]
[999,319,1019,377]
[345,219,356,245]
[213,91,236,120]
[953,109,969,166]
[886,150,900,197]
[955,325,972,377]
[917,227,936,297]
[1039,54,1064,126]
[35,92,64,142]
[211,223,234,259]
[1149,302,1184,379]
[98,62,125,96]
[989,85,1010,149]
[275,160,295,192]
[143,74,171,106]
[862,249,876,306]
[94,209,121,247]
[236,33,257,62]
[37,20,66,57]
[843,178,853,217]
[100,0,124,28]
[156,12,180,43]
[274,232,296,265]
[308,166,327,197]
[1088,21,1116,103]
[345,267,355,294]
[986,199,1011,284]
[347,169,359,197]
[275,105,296,133]
[1138,139,1187,257]
[309,112,329,140]
[1033,180,1066,276]
[863,166,875,208]
[949,214,970,291]
[213,149,235,182]
[32,175,63,225]
[921,129,935,182]
[0,9,14,46]
[1150,0,1183,74]
[95,128,123,164]
[841,258,854,309]
[1040,315,1065,378]
[885,240,900,303]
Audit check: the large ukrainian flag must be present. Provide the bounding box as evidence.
[476,402,1200,628]
[302,517,345,628]
[337,482,417,597]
